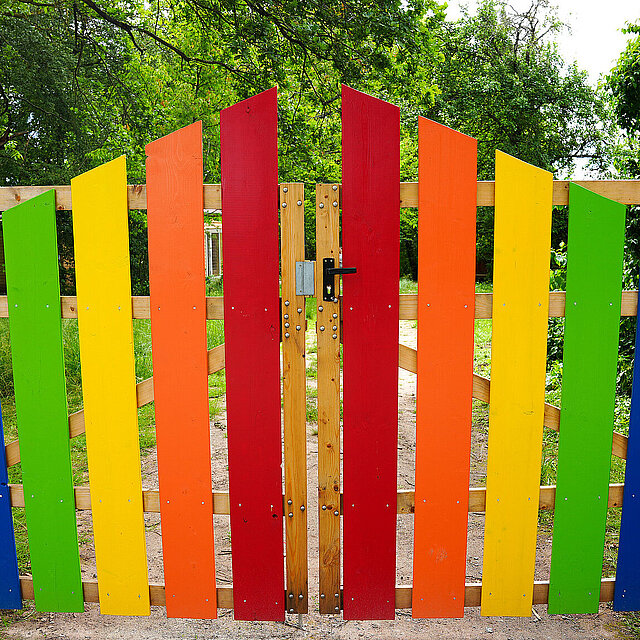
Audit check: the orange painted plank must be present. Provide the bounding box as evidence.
[412,118,477,618]
[146,122,216,618]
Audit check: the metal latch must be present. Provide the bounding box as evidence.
[322,257,357,302]
[295,261,315,296]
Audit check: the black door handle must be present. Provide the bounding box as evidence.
[323,258,357,302]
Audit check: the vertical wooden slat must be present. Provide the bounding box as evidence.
[616,277,640,611]
[3,190,83,612]
[71,157,150,616]
[146,122,217,619]
[341,85,400,620]
[412,119,477,618]
[315,183,342,615]
[280,182,309,613]
[220,88,284,621]
[481,151,552,617]
[549,183,625,613]
[0,401,21,610]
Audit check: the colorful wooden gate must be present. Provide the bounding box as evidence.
[1,86,640,622]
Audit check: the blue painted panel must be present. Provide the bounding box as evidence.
[0,404,22,609]
[615,304,640,611]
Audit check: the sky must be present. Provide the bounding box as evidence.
[444,0,639,84]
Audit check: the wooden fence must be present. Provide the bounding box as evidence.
[1,85,640,621]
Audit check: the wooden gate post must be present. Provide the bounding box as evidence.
[315,184,342,614]
[280,183,309,613]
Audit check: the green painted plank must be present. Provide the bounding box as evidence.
[548,182,625,614]
[3,190,84,612]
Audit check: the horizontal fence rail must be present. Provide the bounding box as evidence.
[15,577,617,609]
[2,181,640,211]
[0,291,638,320]
[6,482,626,514]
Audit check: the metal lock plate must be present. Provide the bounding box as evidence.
[295,261,315,296]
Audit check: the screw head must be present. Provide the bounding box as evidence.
[332,313,338,318]
[322,505,327,510]
[288,512,293,517]
[298,594,304,600]
[284,314,289,319]
[321,593,326,599]
[319,203,325,209]
[297,200,302,206]
[332,325,337,331]
[318,306,324,312]
[332,185,338,191]
[334,510,339,516]
[332,201,338,207]
[332,334,337,339]
[288,499,293,505]
[320,326,325,331]
[283,187,288,193]
[285,300,290,306]
[334,606,340,612]
[284,322,290,328]
[282,202,287,208]
[334,593,339,598]
[285,332,290,338]
[296,325,301,330]
[297,307,302,313]
[289,593,294,599]
[300,505,305,511]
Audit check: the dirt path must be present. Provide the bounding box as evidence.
[2,322,627,639]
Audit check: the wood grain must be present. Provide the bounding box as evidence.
[3,180,640,211]
[315,184,342,614]
[15,575,619,609]
[9,483,624,514]
[280,183,308,614]
[0,290,635,320]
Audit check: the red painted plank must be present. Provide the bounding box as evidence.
[412,118,477,618]
[341,85,400,620]
[220,87,284,621]
[145,122,216,619]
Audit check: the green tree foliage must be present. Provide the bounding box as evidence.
[424,0,613,278]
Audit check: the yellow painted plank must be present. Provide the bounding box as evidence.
[71,157,150,616]
[481,151,552,617]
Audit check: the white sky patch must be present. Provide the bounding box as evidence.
[444,0,639,84]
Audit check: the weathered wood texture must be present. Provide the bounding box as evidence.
[280,183,308,613]
[315,184,342,614]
